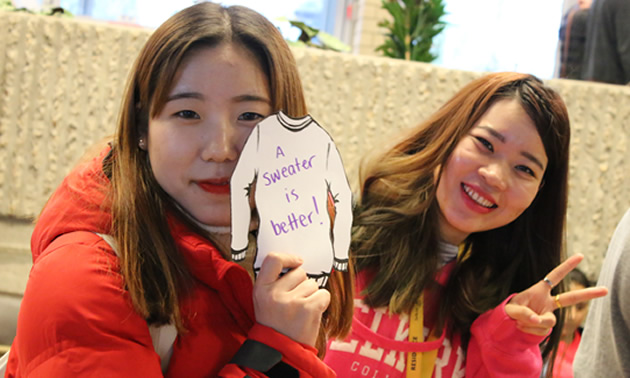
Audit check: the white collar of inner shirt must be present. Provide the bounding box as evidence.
[438,241,459,267]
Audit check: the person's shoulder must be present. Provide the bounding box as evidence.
[28,232,124,310]
[34,231,118,268]
[614,209,630,236]
[19,231,146,349]
[16,232,158,377]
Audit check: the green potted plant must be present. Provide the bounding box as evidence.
[1,0,71,16]
[376,0,446,62]
[281,18,351,52]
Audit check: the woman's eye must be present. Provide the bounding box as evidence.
[516,165,536,178]
[174,110,200,119]
[238,112,264,122]
[474,136,494,152]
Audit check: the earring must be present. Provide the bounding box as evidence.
[138,137,147,150]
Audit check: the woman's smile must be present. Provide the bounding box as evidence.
[461,183,497,211]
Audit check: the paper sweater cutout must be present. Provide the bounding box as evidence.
[230,111,352,287]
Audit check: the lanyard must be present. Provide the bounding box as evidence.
[406,294,439,378]
[406,243,466,377]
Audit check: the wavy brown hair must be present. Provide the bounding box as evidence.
[352,73,570,372]
[105,2,351,355]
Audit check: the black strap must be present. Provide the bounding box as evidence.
[265,360,299,378]
[230,339,298,377]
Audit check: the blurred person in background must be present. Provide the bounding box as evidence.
[574,209,630,377]
[581,0,630,84]
[542,268,593,377]
[558,0,592,79]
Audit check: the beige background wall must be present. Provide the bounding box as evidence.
[1,11,630,297]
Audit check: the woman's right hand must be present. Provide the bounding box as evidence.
[253,252,331,346]
[505,254,608,336]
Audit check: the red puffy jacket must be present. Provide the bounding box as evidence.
[6,148,334,377]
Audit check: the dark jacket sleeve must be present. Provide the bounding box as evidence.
[612,0,630,84]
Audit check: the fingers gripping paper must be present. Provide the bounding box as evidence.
[230,112,352,287]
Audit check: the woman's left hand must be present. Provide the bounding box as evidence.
[505,254,608,336]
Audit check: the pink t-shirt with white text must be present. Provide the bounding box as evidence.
[325,262,546,377]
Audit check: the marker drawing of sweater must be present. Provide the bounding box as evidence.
[230,112,352,284]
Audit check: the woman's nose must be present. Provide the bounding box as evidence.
[200,118,239,162]
[479,162,509,191]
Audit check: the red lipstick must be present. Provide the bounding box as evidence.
[197,179,230,195]
[460,183,496,214]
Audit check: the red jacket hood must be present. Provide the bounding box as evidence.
[30,148,113,263]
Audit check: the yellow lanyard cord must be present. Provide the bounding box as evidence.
[406,293,439,378]
[406,294,424,377]
[406,243,466,377]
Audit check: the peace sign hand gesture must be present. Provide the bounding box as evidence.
[505,254,608,336]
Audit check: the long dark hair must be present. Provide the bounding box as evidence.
[353,73,570,367]
[109,2,308,331]
[106,2,352,355]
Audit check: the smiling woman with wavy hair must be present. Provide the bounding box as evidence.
[325,72,607,378]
